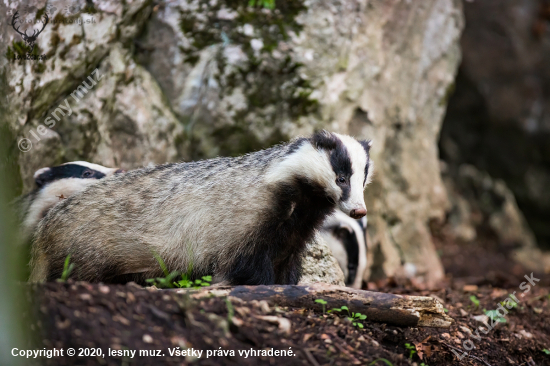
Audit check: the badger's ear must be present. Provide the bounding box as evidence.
[359,139,372,154]
[311,130,338,150]
[33,167,51,188]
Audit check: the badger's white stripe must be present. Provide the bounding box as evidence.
[61,161,119,175]
[323,210,367,289]
[332,133,369,215]
[23,178,103,240]
[33,161,119,180]
[264,142,340,201]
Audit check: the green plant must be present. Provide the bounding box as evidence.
[248,0,275,9]
[226,297,234,323]
[145,253,179,288]
[369,358,394,366]
[315,299,328,315]
[543,349,550,355]
[328,305,349,314]
[328,306,366,328]
[404,343,416,359]
[57,254,75,282]
[484,309,506,323]
[469,295,480,307]
[348,312,367,328]
[145,271,180,289]
[175,275,212,289]
[145,253,212,289]
[500,297,518,310]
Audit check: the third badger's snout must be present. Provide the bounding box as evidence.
[30,130,373,286]
[16,161,125,242]
[321,210,368,288]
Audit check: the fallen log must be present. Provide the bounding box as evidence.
[171,283,453,328]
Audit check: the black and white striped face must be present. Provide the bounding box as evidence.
[322,210,368,288]
[33,161,124,188]
[311,131,373,219]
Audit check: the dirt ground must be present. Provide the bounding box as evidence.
[23,226,550,366]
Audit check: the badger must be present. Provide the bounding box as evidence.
[30,131,373,285]
[16,161,124,241]
[320,210,368,289]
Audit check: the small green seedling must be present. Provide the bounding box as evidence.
[328,306,366,328]
[315,299,328,315]
[145,271,180,289]
[542,349,549,355]
[248,0,275,9]
[484,309,506,323]
[145,253,179,288]
[145,253,212,289]
[500,297,518,310]
[175,275,212,289]
[57,254,75,282]
[404,343,416,360]
[225,297,234,323]
[348,312,367,328]
[469,295,480,307]
[369,358,394,366]
[328,305,349,315]
[443,308,449,313]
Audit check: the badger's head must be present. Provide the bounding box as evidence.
[33,161,125,188]
[310,130,373,219]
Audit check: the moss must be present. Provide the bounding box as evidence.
[439,82,456,107]
[176,0,318,152]
[178,0,307,62]
[46,32,61,58]
[35,6,47,20]
[83,3,98,14]
[204,125,286,158]
[0,71,23,198]
[5,41,44,61]
[51,11,84,30]
[33,62,46,74]
[70,34,83,47]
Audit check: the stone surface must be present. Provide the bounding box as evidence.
[442,163,550,273]
[300,233,345,286]
[440,0,550,250]
[1,0,464,284]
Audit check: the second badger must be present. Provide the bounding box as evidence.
[30,131,373,285]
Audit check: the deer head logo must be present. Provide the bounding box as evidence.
[11,11,49,53]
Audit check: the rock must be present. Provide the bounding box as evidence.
[443,164,550,273]
[440,0,550,252]
[300,233,345,286]
[2,0,464,284]
[462,285,478,292]
[142,334,153,343]
[473,315,489,324]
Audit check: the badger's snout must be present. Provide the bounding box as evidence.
[349,207,367,219]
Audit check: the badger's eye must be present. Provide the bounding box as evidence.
[82,170,93,178]
[337,176,346,184]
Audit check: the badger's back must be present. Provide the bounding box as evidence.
[31,131,372,285]
[31,139,327,284]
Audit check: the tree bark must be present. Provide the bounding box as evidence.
[173,283,454,328]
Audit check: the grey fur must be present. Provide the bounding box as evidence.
[16,162,122,242]
[30,132,372,285]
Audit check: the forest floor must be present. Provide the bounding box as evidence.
[25,226,550,366]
